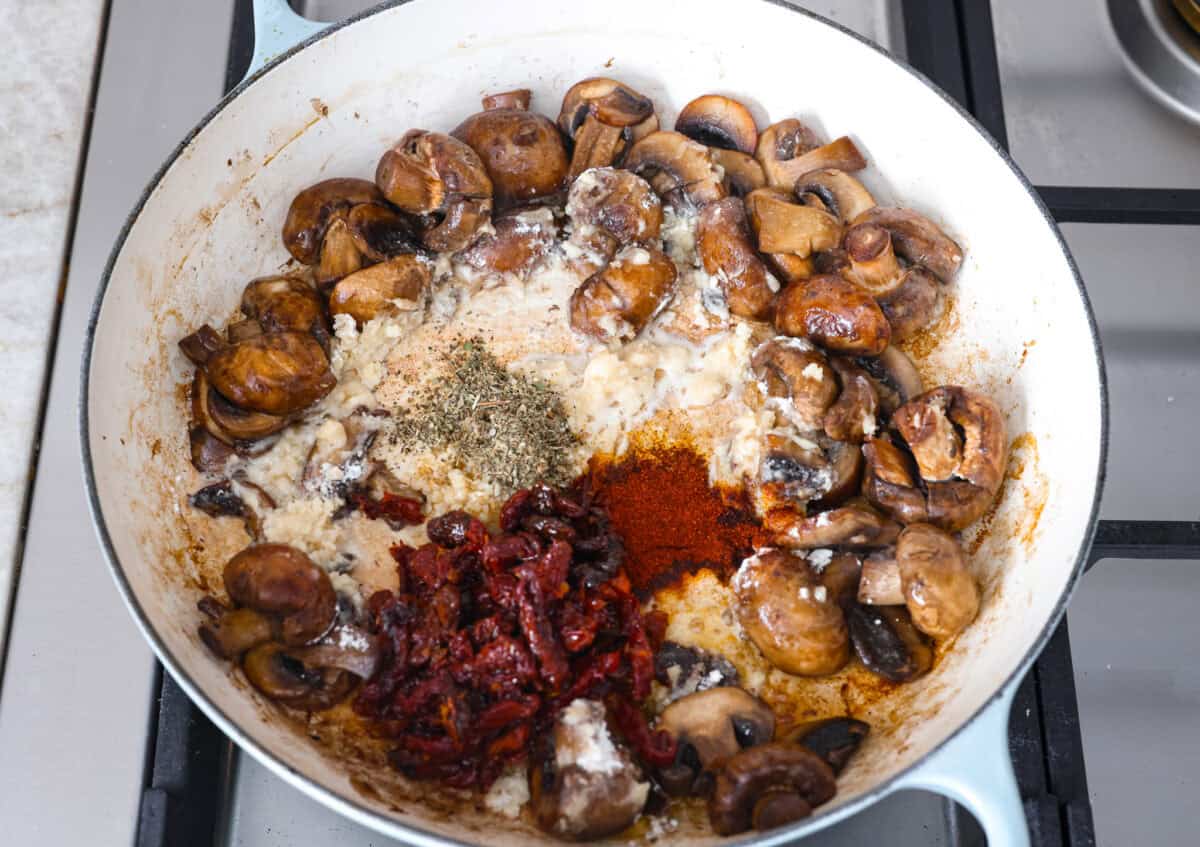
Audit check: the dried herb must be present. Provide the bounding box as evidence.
[392,339,579,492]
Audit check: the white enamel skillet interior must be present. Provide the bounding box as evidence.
[81,0,1108,844]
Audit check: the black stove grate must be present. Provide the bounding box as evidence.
[134,2,1200,845]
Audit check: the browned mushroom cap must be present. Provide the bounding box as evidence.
[756,119,866,190]
[179,324,226,368]
[751,338,838,430]
[480,88,529,110]
[843,223,902,294]
[452,102,569,211]
[697,197,779,320]
[241,642,357,710]
[712,148,766,197]
[191,369,289,444]
[861,436,930,525]
[765,499,900,549]
[780,717,871,775]
[328,253,430,325]
[206,331,335,416]
[375,130,492,251]
[565,166,662,244]
[895,391,962,481]
[857,547,903,605]
[569,244,677,342]
[224,544,337,646]
[765,252,814,286]
[241,276,327,339]
[455,206,558,275]
[857,346,923,419]
[795,169,876,224]
[852,206,963,282]
[708,743,837,835]
[198,598,275,659]
[282,178,384,265]
[624,130,726,209]
[897,524,980,639]
[876,267,941,341]
[345,202,422,262]
[823,357,880,444]
[774,274,891,356]
[315,218,365,289]
[559,78,654,135]
[846,603,933,683]
[811,439,865,510]
[531,698,650,840]
[675,94,759,154]
[189,425,235,472]
[732,549,849,677]
[745,188,842,258]
[658,687,775,774]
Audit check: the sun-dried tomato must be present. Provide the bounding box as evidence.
[348,490,425,528]
[607,696,678,769]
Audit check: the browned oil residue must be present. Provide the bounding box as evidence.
[900,290,960,361]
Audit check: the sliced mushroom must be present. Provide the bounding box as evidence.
[241,276,327,341]
[697,197,778,320]
[241,642,357,710]
[345,203,422,262]
[206,331,335,416]
[531,698,650,840]
[658,687,774,782]
[857,548,903,605]
[624,131,726,209]
[565,166,662,244]
[811,439,865,510]
[896,523,980,639]
[877,267,941,341]
[328,253,430,325]
[558,78,655,136]
[286,624,382,681]
[565,116,626,180]
[569,244,677,343]
[188,425,234,472]
[795,169,876,224]
[753,119,821,189]
[780,717,871,775]
[223,543,338,646]
[764,252,814,285]
[707,743,837,835]
[375,130,493,252]
[655,642,740,704]
[179,324,225,366]
[675,94,758,154]
[846,603,933,683]
[759,431,834,507]
[732,549,849,676]
[766,499,900,550]
[842,223,902,294]
[857,346,923,419]
[822,357,879,444]
[861,436,930,525]
[189,476,274,540]
[774,274,891,356]
[852,206,963,282]
[198,598,275,659]
[711,148,766,197]
[481,89,531,111]
[315,217,366,289]
[783,137,866,180]
[455,206,558,275]
[282,178,384,265]
[452,99,569,211]
[745,188,842,258]
[896,392,962,481]
[752,338,837,430]
[191,369,288,444]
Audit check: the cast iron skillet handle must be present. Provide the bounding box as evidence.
[890,682,1030,847]
[246,0,327,81]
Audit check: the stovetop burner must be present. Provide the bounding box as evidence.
[1109,0,1200,124]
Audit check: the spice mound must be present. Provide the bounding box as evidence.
[353,481,675,790]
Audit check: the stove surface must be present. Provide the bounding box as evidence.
[0,1,1196,846]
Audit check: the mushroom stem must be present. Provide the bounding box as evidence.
[843,223,902,293]
[858,549,904,605]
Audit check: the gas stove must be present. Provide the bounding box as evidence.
[2,1,1199,845]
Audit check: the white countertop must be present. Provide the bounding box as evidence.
[0,0,106,652]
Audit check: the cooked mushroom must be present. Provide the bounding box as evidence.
[756,119,865,189]
[206,331,335,416]
[780,717,871,775]
[569,244,677,342]
[774,274,891,356]
[452,95,569,210]
[558,78,655,179]
[697,197,779,320]
[822,357,879,443]
[241,641,357,710]
[223,543,337,646]
[241,276,327,342]
[301,413,380,495]
[842,223,902,294]
[658,687,775,781]
[857,548,903,605]
[812,439,865,510]
[481,89,531,111]
[179,324,225,366]
[285,624,383,681]
[764,252,814,285]
[745,188,842,258]
[795,169,876,224]
[654,642,740,704]
[896,392,962,481]
[228,320,263,347]
[707,743,837,835]
[191,369,288,444]
[675,94,758,154]
[315,217,365,289]
[712,148,766,196]
[783,137,866,181]
[530,698,650,840]
[198,598,275,659]
[852,206,963,282]
[846,603,933,683]
[765,499,900,550]
[860,436,930,525]
[375,130,493,252]
[328,253,430,325]
[282,178,384,265]
[189,476,274,540]
[896,523,980,639]
[752,338,837,430]
[188,425,235,472]
[732,549,849,676]
[857,346,923,419]
[345,202,422,262]
[455,206,558,275]
[565,166,662,245]
[876,267,942,341]
[759,431,834,507]
[623,130,726,209]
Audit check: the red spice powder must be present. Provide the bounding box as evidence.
[587,445,766,597]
